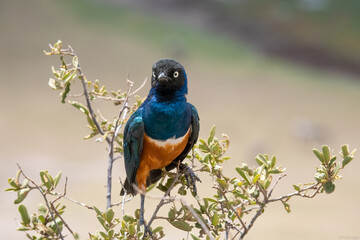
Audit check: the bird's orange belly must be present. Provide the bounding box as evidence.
[136,127,191,190]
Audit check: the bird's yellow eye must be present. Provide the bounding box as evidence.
[173,71,179,78]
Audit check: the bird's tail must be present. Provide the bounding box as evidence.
[120,178,137,196]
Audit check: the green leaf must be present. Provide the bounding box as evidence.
[69,101,89,115]
[53,171,62,188]
[324,181,335,194]
[293,184,301,192]
[322,145,331,163]
[312,148,324,163]
[40,171,53,190]
[255,154,269,168]
[341,144,350,156]
[152,226,163,234]
[178,185,187,196]
[123,214,135,223]
[14,188,30,204]
[18,205,30,225]
[342,156,353,168]
[212,211,219,226]
[105,208,114,223]
[99,231,107,238]
[61,82,71,103]
[146,183,156,193]
[129,224,136,235]
[168,208,176,222]
[282,201,291,213]
[8,178,19,189]
[270,156,276,168]
[236,167,251,185]
[49,78,62,90]
[191,233,201,240]
[170,220,192,232]
[208,125,216,144]
[134,209,140,219]
[93,206,102,216]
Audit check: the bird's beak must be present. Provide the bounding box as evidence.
[158,72,170,82]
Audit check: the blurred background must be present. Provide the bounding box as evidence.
[1,0,359,239]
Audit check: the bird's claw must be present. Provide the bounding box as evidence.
[139,218,153,238]
[180,163,201,196]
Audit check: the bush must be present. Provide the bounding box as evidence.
[6,40,356,240]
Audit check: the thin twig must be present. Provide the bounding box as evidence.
[16,164,65,240]
[134,169,215,240]
[50,202,75,236]
[52,192,93,210]
[67,45,111,145]
[106,79,133,210]
[217,184,247,233]
[268,183,321,203]
[130,77,147,96]
[146,169,181,227]
[239,203,264,240]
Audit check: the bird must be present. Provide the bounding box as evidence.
[120,58,200,234]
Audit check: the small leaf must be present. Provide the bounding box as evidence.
[168,208,176,222]
[53,171,62,188]
[129,224,136,235]
[146,183,156,193]
[18,205,30,225]
[123,214,135,223]
[282,201,291,213]
[69,101,90,115]
[270,156,276,168]
[324,181,335,194]
[170,220,192,232]
[293,184,301,192]
[341,144,350,156]
[61,83,71,103]
[14,188,30,204]
[322,145,331,163]
[152,226,163,234]
[8,178,19,189]
[105,208,114,223]
[72,56,79,68]
[191,233,201,240]
[40,171,53,190]
[312,148,324,163]
[212,211,219,226]
[93,206,102,216]
[236,167,251,185]
[208,125,216,144]
[342,156,353,168]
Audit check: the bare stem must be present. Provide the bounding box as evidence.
[106,79,133,210]
[67,45,111,145]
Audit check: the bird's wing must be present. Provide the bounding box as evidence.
[121,110,144,195]
[147,103,200,185]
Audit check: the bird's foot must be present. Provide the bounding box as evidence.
[179,163,201,196]
[139,218,153,239]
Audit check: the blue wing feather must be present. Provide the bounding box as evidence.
[122,110,144,195]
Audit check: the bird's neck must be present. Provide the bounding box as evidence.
[152,88,187,102]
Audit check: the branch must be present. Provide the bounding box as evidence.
[106,79,133,209]
[16,164,65,240]
[67,45,111,145]
[268,182,321,203]
[133,166,215,240]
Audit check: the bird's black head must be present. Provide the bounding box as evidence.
[151,59,188,96]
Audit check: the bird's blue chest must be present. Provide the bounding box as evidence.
[142,97,191,141]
